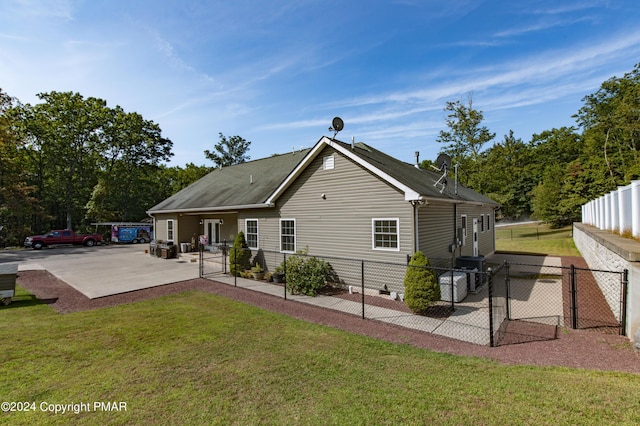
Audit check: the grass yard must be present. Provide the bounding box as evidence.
[1,286,639,425]
[496,223,581,257]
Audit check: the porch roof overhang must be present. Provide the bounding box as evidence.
[147,203,274,216]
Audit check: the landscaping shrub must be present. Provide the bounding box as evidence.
[284,248,330,296]
[403,251,440,314]
[229,231,251,276]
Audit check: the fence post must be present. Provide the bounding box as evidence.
[621,269,628,336]
[284,253,287,301]
[361,260,365,319]
[233,247,237,287]
[504,260,511,320]
[488,267,494,347]
[223,239,227,274]
[570,264,577,329]
[199,243,204,278]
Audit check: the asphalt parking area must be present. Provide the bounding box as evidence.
[1,244,199,299]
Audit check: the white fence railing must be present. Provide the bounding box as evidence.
[581,180,640,237]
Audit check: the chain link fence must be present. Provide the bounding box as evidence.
[199,246,627,347]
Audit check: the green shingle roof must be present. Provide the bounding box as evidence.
[147,149,310,213]
[337,140,498,205]
[148,137,497,214]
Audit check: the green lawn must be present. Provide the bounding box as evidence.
[1,286,638,425]
[496,224,581,256]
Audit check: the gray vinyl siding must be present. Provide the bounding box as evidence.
[237,146,414,291]
[275,146,414,263]
[456,204,496,257]
[154,214,178,242]
[417,202,455,267]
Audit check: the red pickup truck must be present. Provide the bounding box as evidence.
[24,229,102,250]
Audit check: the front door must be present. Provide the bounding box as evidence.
[472,218,479,256]
[203,219,222,245]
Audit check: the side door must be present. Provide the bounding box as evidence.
[472,218,479,256]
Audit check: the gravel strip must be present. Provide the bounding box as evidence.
[14,270,640,374]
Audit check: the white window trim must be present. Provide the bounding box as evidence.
[486,214,491,231]
[279,218,296,253]
[372,218,400,252]
[461,215,467,246]
[167,219,175,242]
[245,219,259,250]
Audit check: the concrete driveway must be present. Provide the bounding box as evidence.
[0,244,199,299]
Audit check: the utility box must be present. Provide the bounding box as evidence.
[438,271,468,303]
[0,263,18,305]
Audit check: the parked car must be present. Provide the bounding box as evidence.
[24,229,103,250]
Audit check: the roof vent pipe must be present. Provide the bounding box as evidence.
[351,136,355,150]
[414,151,420,168]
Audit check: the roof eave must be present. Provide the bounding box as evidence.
[147,203,274,215]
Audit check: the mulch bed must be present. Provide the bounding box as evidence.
[11,269,640,374]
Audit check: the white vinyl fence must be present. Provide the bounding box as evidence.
[581,180,640,237]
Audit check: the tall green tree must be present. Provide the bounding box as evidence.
[527,127,584,226]
[15,91,173,231]
[436,96,495,190]
[85,106,173,222]
[20,91,106,230]
[481,130,535,219]
[0,89,46,246]
[204,133,251,168]
[574,63,640,184]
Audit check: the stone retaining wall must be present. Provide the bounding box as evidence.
[573,223,640,340]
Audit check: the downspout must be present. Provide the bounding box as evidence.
[453,203,458,268]
[413,201,419,253]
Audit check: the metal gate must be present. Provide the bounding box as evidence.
[199,245,228,278]
[493,262,627,346]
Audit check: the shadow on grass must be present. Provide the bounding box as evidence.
[1,294,58,309]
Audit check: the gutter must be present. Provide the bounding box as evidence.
[147,203,275,215]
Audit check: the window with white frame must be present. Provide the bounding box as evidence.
[246,219,258,249]
[167,219,174,242]
[480,215,484,232]
[461,215,467,245]
[372,218,399,250]
[323,155,335,170]
[486,214,491,231]
[280,219,296,253]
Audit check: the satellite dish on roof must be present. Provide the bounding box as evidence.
[433,153,451,194]
[436,153,452,171]
[329,117,344,138]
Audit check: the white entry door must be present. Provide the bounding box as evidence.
[472,218,479,256]
[203,219,222,245]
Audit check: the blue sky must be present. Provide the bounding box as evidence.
[1,1,639,167]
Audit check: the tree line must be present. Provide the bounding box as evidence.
[1,63,638,246]
[431,63,640,228]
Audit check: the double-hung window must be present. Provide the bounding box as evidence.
[372,218,399,251]
[280,219,296,253]
[246,219,258,249]
[167,219,175,242]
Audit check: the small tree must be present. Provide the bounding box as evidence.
[404,251,440,314]
[229,231,251,276]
